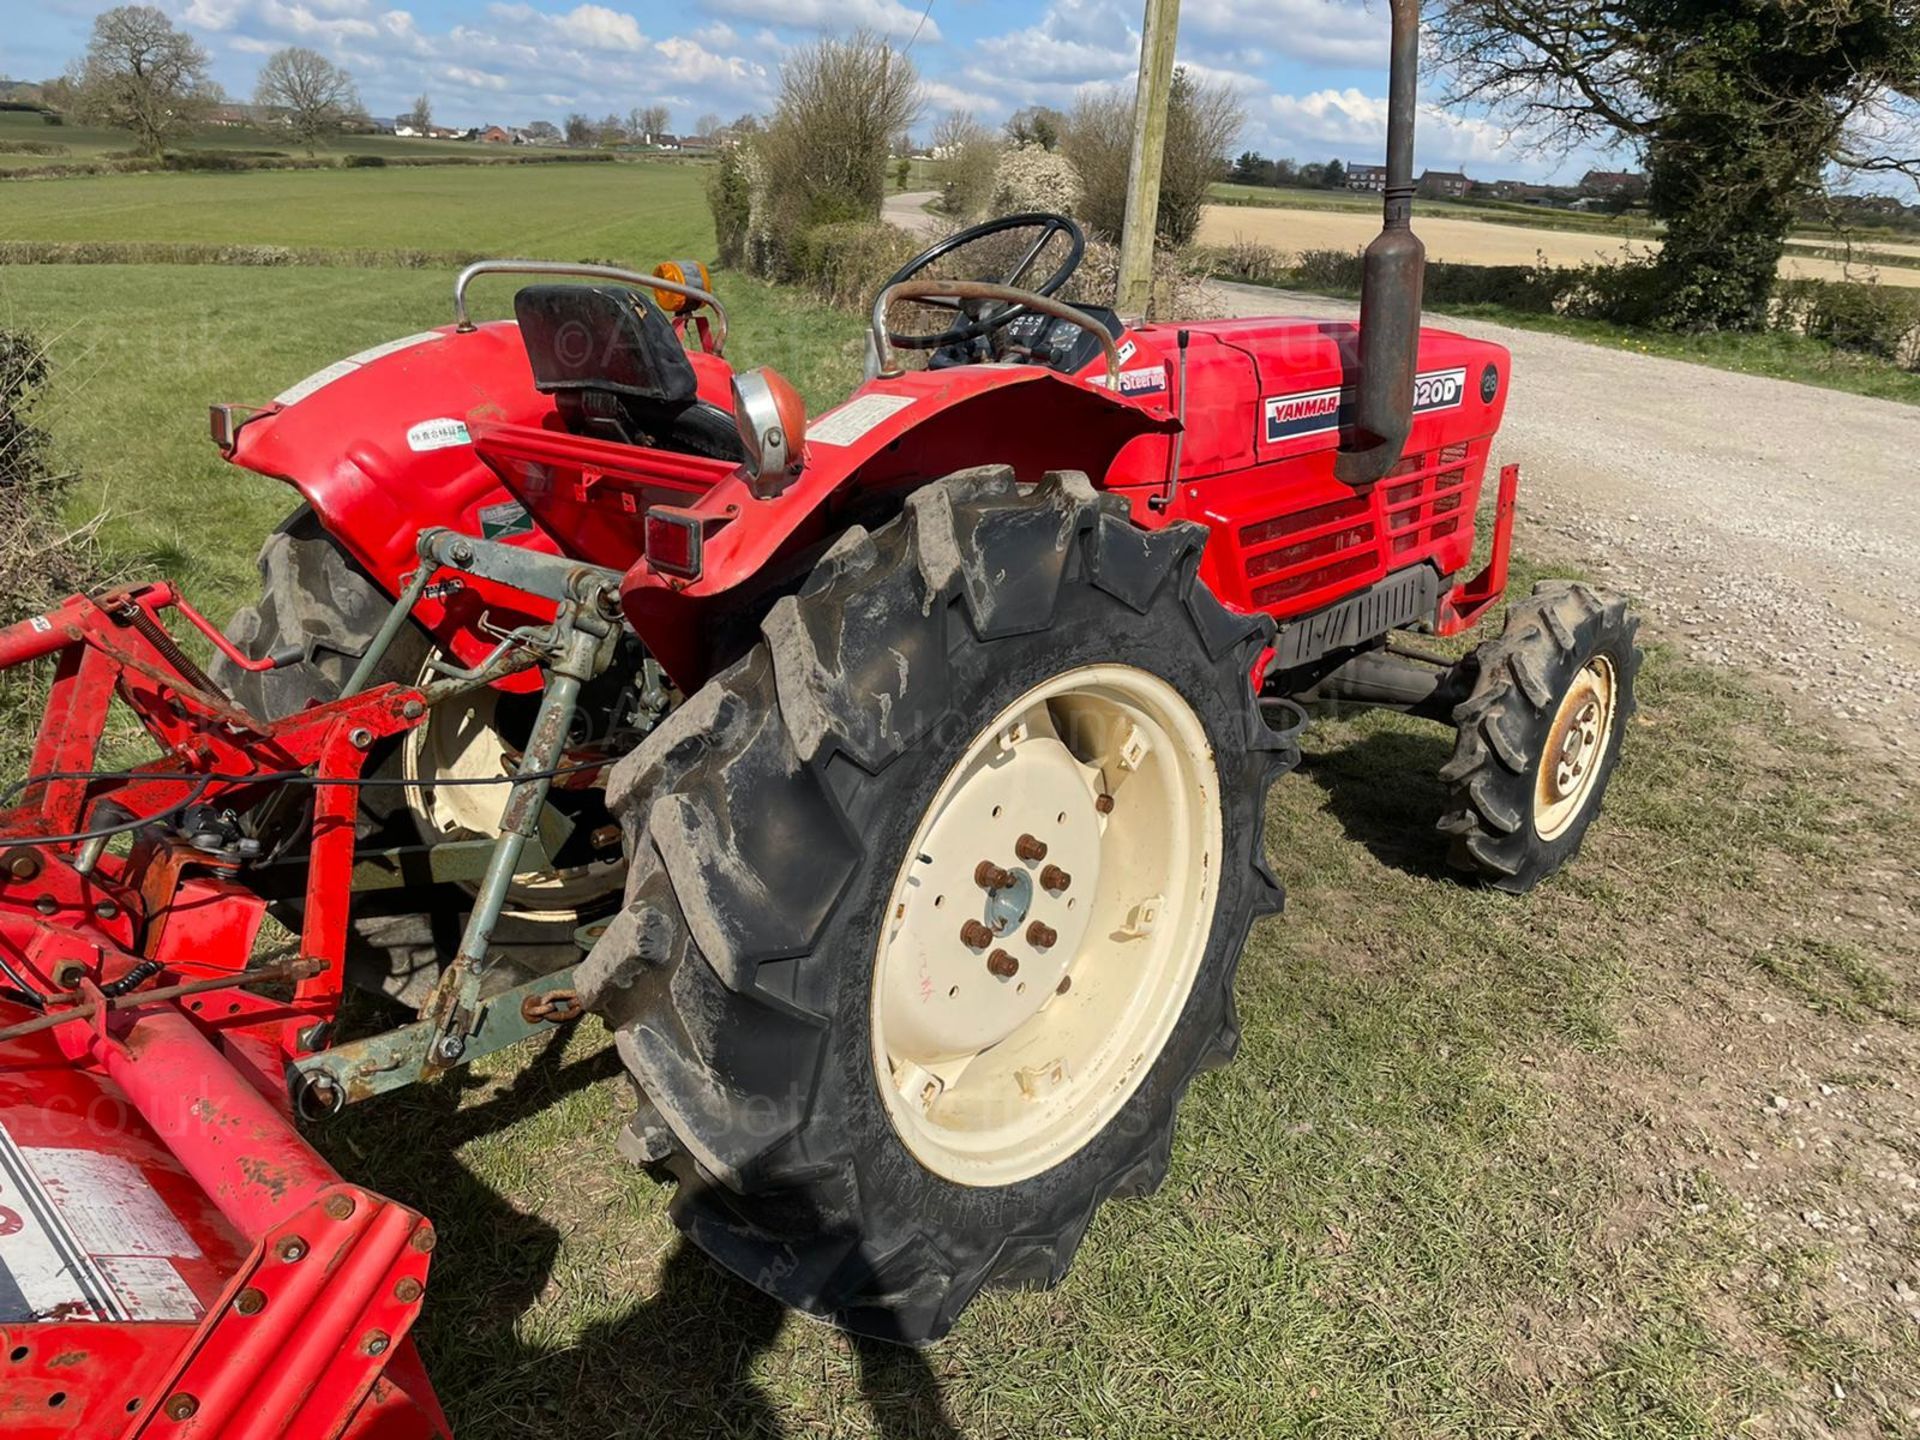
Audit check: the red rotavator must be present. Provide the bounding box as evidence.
[0,1,1639,1424]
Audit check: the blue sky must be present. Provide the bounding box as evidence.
[2,0,1624,181]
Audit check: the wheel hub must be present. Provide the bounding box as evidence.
[1533,656,1619,842]
[870,664,1224,1188]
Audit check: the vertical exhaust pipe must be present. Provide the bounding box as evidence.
[1335,0,1426,487]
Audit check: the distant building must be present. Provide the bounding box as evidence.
[1417,170,1472,200]
[1346,163,1388,193]
[479,125,512,144]
[1579,169,1649,199]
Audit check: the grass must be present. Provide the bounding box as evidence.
[5,151,1918,1436]
[307,563,1920,1436]
[1209,180,1666,239]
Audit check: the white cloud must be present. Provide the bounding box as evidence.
[441,65,513,91]
[1182,0,1383,68]
[703,0,942,43]
[1255,86,1520,170]
[551,4,645,51]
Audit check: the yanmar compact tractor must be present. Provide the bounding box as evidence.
[0,1,1638,1430]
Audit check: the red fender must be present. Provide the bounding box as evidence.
[222,322,735,689]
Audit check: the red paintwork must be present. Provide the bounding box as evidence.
[218,295,1508,693]
[18,278,1517,1436]
[0,586,446,1438]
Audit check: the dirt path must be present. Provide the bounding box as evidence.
[883,189,943,240]
[1213,284,1920,765]
[1202,206,1920,288]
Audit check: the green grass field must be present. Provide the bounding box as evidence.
[0,161,867,618]
[0,108,574,168]
[3,153,1916,1437]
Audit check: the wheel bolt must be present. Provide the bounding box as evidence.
[960,920,995,949]
[974,861,1015,892]
[987,949,1019,979]
[1015,833,1048,863]
[1039,865,1072,893]
[1095,794,1115,815]
[1027,922,1057,950]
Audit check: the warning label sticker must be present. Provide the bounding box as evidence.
[478,500,535,540]
[807,393,916,447]
[0,1127,203,1323]
[406,417,472,453]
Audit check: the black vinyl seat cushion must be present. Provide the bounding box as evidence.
[514,283,744,462]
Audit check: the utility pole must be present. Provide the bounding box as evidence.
[1116,0,1181,318]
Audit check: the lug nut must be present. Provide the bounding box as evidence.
[394,1277,424,1303]
[960,920,995,949]
[987,949,1020,979]
[1039,865,1072,893]
[1095,794,1115,815]
[163,1394,199,1422]
[233,1287,266,1316]
[1027,922,1058,950]
[324,1193,355,1221]
[974,861,1015,892]
[274,1236,307,1263]
[1015,834,1048,864]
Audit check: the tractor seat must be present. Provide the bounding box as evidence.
[513,284,745,463]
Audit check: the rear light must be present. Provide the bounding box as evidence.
[644,506,704,580]
[209,403,239,452]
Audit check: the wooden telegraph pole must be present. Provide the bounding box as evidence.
[1116,0,1182,317]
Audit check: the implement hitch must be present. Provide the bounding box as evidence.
[0,525,624,1437]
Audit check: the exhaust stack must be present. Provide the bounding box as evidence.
[1335,0,1426,488]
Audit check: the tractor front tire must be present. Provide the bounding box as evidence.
[1439,580,1640,893]
[580,469,1295,1344]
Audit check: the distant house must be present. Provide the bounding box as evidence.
[394,118,422,137]
[208,102,290,129]
[1417,170,1472,200]
[1486,179,1552,202]
[479,125,512,144]
[1346,162,1388,193]
[1580,169,1649,199]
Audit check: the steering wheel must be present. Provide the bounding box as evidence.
[876,212,1085,350]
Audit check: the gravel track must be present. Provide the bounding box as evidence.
[1214,284,1920,762]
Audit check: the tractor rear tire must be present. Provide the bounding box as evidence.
[579,469,1296,1345]
[214,506,607,1006]
[1438,580,1640,893]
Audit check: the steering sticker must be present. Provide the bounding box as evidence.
[809,393,917,447]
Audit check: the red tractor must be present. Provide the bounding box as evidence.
[0,3,1637,1428]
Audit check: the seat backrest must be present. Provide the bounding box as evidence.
[513,284,696,405]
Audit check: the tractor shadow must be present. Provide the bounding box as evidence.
[1293,720,1458,882]
[317,1025,960,1440]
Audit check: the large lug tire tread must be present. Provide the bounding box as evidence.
[1437,580,1641,894]
[579,468,1297,1345]
[213,507,582,1006]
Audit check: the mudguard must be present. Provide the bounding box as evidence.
[222,321,735,688]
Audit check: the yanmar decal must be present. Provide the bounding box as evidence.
[1263,366,1471,443]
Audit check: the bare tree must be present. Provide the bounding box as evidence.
[254,47,360,156]
[599,111,627,144]
[525,119,560,142]
[564,112,593,146]
[932,109,999,218]
[696,111,723,139]
[636,103,670,143]
[404,93,431,133]
[1063,68,1241,246]
[758,31,919,227]
[69,5,214,157]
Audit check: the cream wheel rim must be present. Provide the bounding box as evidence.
[400,680,623,917]
[1533,655,1617,843]
[870,664,1224,1188]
